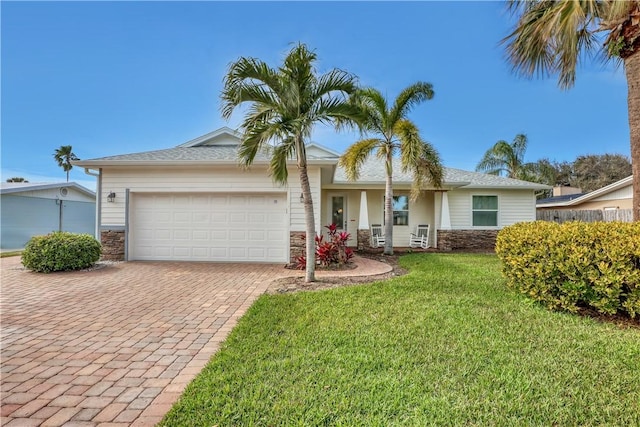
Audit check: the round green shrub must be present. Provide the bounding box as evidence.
[496,221,640,318]
[22,232,102,273]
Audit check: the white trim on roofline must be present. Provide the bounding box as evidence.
[0,182,96,198]
[177,127,242,147]
[73,159,339,167]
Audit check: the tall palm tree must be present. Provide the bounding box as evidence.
[53,145,79,182]
[503,0,640,220]
[221,43,360,282]
[339,83,443,255]
[476,133,542,180]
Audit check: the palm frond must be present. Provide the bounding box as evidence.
[502,0,603,89]
[269,139,296,185]
[396,120,443,199]
[338,138,381,181]
[389,82,434,125]
[476,140,512,176]
[221,57,280,119]
[511,133,528,161]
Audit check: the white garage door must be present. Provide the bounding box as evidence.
[130,193,288,262]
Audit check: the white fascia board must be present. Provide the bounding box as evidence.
[177,127,242,147]
[73,159,338,167]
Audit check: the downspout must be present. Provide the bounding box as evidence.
[84,167,101,239]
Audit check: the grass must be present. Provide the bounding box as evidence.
[160,253,640,426]
[0,250,22,258]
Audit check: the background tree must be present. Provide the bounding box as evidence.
[572,153,632,192]
[503,0,640,220]
[476,133,547,182]
[221,43,360,282]
[53,145,79,182]
[339,83,443,255]
[6,177,29,183]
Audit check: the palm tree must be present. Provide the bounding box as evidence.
[503,0,640,220]
[339,83,443,255]
[221,43,361,282]
[476,133,542,180]
[53,145,79,182]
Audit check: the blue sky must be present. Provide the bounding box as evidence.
[1,1,630,191]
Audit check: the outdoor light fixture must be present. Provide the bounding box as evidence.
[107,192,116,203]
[299,193,304,203]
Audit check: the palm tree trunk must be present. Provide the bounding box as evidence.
[625,50,640,221]
[384,151,394,255]
[66,169,69,182]
[298,163,316,282]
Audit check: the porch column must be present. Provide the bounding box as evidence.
[440,191,452,230]
[357,190,371,251]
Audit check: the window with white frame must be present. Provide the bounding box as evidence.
[472,195,498,227]
[391,195,409,226]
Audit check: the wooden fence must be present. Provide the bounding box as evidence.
[536,209,633,223]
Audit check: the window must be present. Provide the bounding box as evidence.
[472,195,498,227]
[392,195,409,226]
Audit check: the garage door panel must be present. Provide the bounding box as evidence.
[211,230,227,240]
[155,212,172,222]
[249,230,265,240]
[212,213,227,223]
[229,230,246,240]
[131,193,287,262]
[173,230,191,240]
[192,247,209,258]
[154,246,172,257]
[173,212,191,223]
[192,213,209,223]
[267,230,285,241]
[229,212,246,223]
[192,230,209,240]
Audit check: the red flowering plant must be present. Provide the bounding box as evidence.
[295,223,354,269]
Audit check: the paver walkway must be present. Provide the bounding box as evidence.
[1,256,391,426]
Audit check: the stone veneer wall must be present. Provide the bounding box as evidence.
[101,230,125,261]
[357,229,372,252]
[437,230,499,252]
[290,231,306,263]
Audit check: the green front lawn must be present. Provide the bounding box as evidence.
[160,254,640,426]
[0,250,22,258]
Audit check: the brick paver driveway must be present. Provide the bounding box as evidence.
[1,257,285,426]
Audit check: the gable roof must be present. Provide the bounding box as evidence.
[536,175,632,208]
[0,182,95,198]
[333,157,550,190]
[75,128,340,167]
[74,127,550,190]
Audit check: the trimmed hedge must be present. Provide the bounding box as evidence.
[22,232,102,273]
[496,221,640,318]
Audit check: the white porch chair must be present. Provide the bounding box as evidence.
[409,224,430,249]
[370,224,385,248]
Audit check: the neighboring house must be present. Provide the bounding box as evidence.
[74,127,549,262]
[1,182,96,250]
[537,176,632,211]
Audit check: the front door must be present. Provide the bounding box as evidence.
[329,194,347,230]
